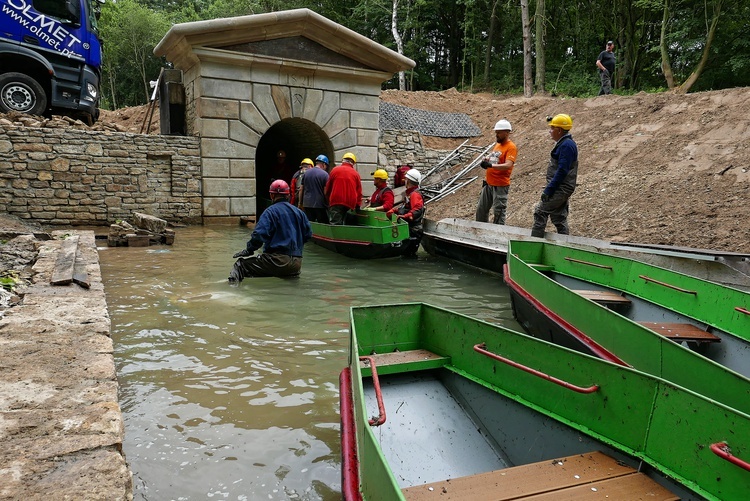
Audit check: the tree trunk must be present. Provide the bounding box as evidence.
[660,0,676,89]
[391,0,406,90]
[484,0,501,83]
[521,0,533,97]
[534,0,546,93]
[676,0,723,94]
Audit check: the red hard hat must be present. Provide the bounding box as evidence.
[269,179,290,195]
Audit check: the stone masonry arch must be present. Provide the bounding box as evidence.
[256,117,333,211]
[154,9,415,222]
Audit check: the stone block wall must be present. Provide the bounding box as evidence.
[0,126,203,226]
[378,129,449,177]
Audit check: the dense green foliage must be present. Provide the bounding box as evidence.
[98,0,750,108]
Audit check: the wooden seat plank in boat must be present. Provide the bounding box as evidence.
[401,451,678,501]
[638,321,721,343]
[360,349,449,375]
[573,290,632,306]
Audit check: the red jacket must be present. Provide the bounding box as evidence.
[325,164,362,209]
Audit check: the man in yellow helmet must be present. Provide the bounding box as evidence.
[531,114,578,238]
[365,169,394,211]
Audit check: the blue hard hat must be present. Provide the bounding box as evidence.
[315,154,329,165]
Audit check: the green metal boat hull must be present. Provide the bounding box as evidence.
[340,303,750,500]
[504,239,750,415]
[311,209,409,259]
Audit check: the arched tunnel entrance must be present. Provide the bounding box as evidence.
[256,118,334,214]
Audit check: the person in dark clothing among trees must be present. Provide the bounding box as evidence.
[531,114,578,238]
[596,41,616,95]
[229,180,312,282]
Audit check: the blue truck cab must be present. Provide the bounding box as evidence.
[0,0,103,123]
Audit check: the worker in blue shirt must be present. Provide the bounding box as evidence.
[229,180,312,282]
[531,114,578,238]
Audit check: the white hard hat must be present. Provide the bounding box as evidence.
[494,119,512,131]
[405,168,421,184]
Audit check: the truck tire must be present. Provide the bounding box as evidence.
[0,73,48,116]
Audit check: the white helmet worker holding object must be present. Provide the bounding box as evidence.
[475,117,517,225]
[405,168,421,185]
[493,119,512,131]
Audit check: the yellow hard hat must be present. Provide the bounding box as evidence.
[547,114,573,130]
[343,152,357,163]
[300,158,314,166]
[372,169,389,180]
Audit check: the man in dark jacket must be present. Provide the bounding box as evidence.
[596,41,616,95]
[531,114,578,238]
[229,180,312,282]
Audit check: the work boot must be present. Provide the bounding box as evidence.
[228,267,243,283]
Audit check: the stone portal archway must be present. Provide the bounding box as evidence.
[256,118,333,212]
[155,9,415,222]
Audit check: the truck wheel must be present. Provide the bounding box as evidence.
[0,73,48,115]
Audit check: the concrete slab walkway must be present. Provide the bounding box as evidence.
[0,231,131,499]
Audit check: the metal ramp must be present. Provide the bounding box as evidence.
[420,142,493,205]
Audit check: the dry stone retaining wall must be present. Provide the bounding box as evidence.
[0,125,202,227]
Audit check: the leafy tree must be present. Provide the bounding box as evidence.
[99,0,171,108]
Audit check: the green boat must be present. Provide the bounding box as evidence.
[311,209,410,259]
[504,239,750,414]
[340,303,750,500]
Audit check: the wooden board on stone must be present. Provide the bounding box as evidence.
[50,236,79,286]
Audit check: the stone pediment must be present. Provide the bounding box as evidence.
[154,8,415,74]
[218,37,371,70]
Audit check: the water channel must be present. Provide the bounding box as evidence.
[98,225,522,500]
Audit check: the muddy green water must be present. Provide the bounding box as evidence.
[98,225,521,500]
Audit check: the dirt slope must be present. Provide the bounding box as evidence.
[96,87,750,253]
[379,88,750,254]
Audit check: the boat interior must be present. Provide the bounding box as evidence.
[360,351,687,500]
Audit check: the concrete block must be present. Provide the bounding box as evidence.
[201,138,254,159]
[202,158,230,177]
[200,78,251,100]
[357,128,380,147]
[240,102,270,134]
[351,111,379,129]
[203,197,230,216]
[203,178,253,198]
[197,98,239,120]
[201,119,229,138]
[230,159,255,178]
[300,88,323,121]
[341,93,379,112]
[331,129,357,150]
[229,121,261,147]
[323,110,349,138]
[271,85,292,119]
[253,84,281,124]
[316,91,340,126]
[230,197,257,216]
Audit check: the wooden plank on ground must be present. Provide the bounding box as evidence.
[402,451,672,501]
[573,290,632,306]
[72,254,90,289]
[638,321,720,343]
[50,236,79,286]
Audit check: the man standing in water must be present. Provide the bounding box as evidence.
[229,180,312,282]
[531,114,578,238]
